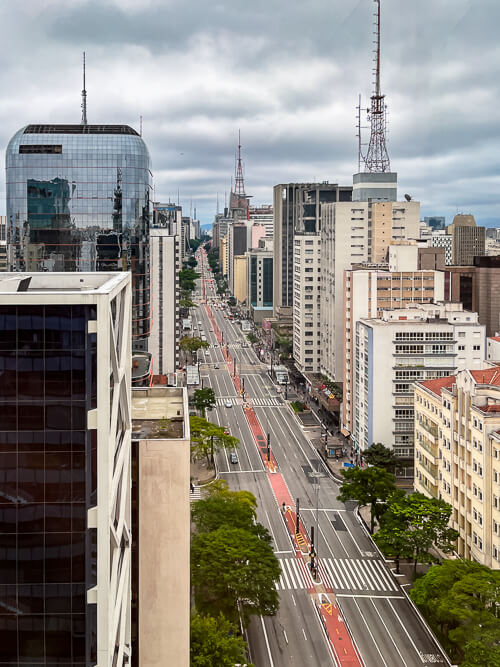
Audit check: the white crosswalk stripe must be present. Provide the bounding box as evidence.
[215,397,238,406]
[275,557,398,592]
[321,558,398,593]
[251,397,283,407]
[190,486,202,502]
[275,558,315,591]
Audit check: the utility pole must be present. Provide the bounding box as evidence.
[267,433,271,462]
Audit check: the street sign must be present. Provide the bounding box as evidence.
[343,462,355,468]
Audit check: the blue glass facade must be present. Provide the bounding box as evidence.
[6,125,152,345]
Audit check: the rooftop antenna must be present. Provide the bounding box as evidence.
[140,115,143,136]
[364,0,390,172]
[234,129,246,198]
[81,52,88,126]
[216,192,220,215]
[177,188,180,206]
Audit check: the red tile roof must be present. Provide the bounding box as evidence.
[476,404,500,413]
[490,337,500,342]
[470,366,500,386]
[419,375,456,397]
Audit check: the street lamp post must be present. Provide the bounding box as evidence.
[310,461,322,582]
[267,433,271,462]
[241,376,245,400]
[285,378,289,400]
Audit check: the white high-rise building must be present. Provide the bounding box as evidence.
[320,200,420,381]
[150,227,180,375]
[293,235,322,373]
[353,302,485,459]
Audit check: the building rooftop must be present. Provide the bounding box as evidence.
[0,272,129,295]
[419,376,457,397]
[475,404,500,413]
[131,387,188,440]
[23,124,139,135]
[470,367,500,386]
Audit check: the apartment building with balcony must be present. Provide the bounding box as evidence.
[414,367,500,568]
[353,302,485,459]
[293,235,322,373]
[342,267,445,440]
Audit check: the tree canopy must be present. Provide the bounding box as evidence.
[190,613,249,667]
[193,387,216,417]
[385,492,458,573]
[191,525,281,627]
[190,415,239,466]
[362,442,398,471]
[179,267,200,292]
[411,559,500,665]
[337,466,397,533]
[192,492,271,544]
[179,336,209,363]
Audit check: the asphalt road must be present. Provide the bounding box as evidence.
[193,251,449,667]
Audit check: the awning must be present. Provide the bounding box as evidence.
[340,428,350,437]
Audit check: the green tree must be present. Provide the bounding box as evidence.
[191,526,281,627]
[179,267,200,292]
[388,492,458,574]
[337,466,397,533]
[247,333,258,344]
[190,613,249,667]
[373,500,412,573]
[193,387,216,417]
[411,560,500,665]
[179,336,208,363]
[205,478,257,511]
[190,416,239,466]
[187,255,198,268]
[191,492,271,543]
[189,238,202,251]
[363,442,398,471]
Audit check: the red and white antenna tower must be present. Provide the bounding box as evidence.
[234,130,246,198]
[364,0,391,173]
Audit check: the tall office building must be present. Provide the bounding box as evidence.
[0,271,132,666]
[272,182,352,321]
[319,198,420,381]
[149,228,180,376]
[449,214,485,265]
[0,216,6,271]
[6,124,152,349]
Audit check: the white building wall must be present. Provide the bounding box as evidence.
[293,235,321,373]
[150,229,180,375]
[354,307,485,457]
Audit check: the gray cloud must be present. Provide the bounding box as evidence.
[1,0,500,226]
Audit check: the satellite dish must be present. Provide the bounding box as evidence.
[404,194,412,202]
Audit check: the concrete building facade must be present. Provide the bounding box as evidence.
[430,231,453,265]
[320,200,420,382]
[149,228,180,375]
[233,255,247,304]
[131,386,190,666]
[450,214,485,265]
[293,235,322,373]
[414,368,500,569]
[247,248,273,310]
[354,303,485,459]
[0,271,132,666]
[228,223,248,295]
[272,182,352,321]
[342,269,445,439]
[0,216,6,271]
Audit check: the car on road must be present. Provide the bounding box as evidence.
[276,387,282,393]
[224,400,233,408]
[224,428,230,435]
[214,363,219,369]
[229,452,238,464]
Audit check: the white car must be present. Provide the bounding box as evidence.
[224,400,233,408]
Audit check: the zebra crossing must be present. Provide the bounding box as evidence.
[276,557,315,591]
[215,397,239,406]
[251,397,283,407]
[190,486,202,502]
[275,557,398,593]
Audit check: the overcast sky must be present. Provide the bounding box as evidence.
[1,0,499,226]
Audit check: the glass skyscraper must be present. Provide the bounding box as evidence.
[5,125,152,347]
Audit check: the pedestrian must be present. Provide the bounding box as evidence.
[190,482,194,493]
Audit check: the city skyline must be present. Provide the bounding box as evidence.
[1,0,500,226]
